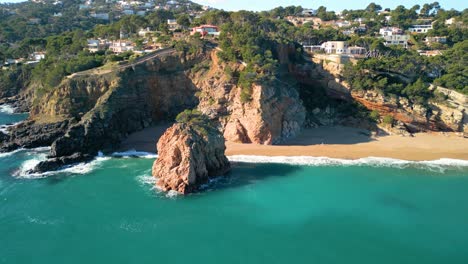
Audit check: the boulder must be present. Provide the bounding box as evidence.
[152,112,230,194]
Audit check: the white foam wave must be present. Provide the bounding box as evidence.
[0,122,21,134]
[137,175,157,185]
[0,148,24,158]
[227,155,468,169]
[166,190,179,198]
[0,104,15,114]
[112,149,158,159]
[13,154,48,178]
[14,155,111,179]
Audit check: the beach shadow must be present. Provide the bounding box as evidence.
[279,126,376,146]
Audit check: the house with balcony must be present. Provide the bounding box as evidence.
[383,35,410,48]
[425,36,447,45]
[302,9,317,16]
[87,39,110,53]
[109,40,135,54]
[379,27,403,36]
[167,19,180,31]
[319,41,366,56]
[409,25,433,33]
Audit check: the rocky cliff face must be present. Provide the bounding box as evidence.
[351,89,467,134]
[308,54,467,135]
[192,50,306,144]
[152,121,230,194]
[6,50,203,172]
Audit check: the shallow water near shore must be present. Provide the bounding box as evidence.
[0,106,28,133]
[1,110,468,264]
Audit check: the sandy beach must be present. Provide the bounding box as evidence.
[121,125,468,161]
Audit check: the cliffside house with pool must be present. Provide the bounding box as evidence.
[191,25,220,37]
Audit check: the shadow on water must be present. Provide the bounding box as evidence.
[196,162,302,194]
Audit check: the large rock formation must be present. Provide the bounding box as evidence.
[193,50,306,144]
[7,49,203,172]
[351,89,467,134]
[152,112,230,194]
[307,54,468,135]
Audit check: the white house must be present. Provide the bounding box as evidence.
[425,36,447,44]
[445,18,455,25]
[191,25,220,36]
[336,20,351,28]
[379,27,403,36]
[409,25,433,33]
[320,41,366,55]
[138,27,155,37]
[383,35,410,48]
[167,19,180,31]
[321,41,348,54]
[90,12,110,20]
[302,9,317,16]
[87,39,110,53]
[109,40,134,54]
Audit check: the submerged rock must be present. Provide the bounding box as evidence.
[152,111,230,194]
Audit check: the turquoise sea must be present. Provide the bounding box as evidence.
[1,107,468,264]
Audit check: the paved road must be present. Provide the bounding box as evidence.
[68,48,176,78]
[119,48,176,70]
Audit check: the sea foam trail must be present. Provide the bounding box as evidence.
[13,148,110,179]
[227,155,468,169]
[0,104,15,114]
[112,150,158,159]
[0,121,23,134]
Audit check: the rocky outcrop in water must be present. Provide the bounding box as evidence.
[0,120,71,152]
[152,113,230,194]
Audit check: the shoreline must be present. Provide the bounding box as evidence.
[120,125,468,162]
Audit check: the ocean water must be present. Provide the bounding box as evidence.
[0,105,28,134]
[1,108,468,264]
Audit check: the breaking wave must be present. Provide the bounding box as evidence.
[227,155,468,171]
[0,104,15,114]
[112,150,158,159]
[13,154,111,179]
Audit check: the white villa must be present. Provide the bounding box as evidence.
[379,27,403,36]
[320,41,366,55]
[425,36,447,44]
[109,40,135,54]
[383,35,410,48]
[409,25,433,34]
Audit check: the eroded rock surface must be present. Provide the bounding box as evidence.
[152,115,230,194]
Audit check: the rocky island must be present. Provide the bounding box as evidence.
[153,110,230,194]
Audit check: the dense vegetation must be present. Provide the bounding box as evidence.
[0,0,466,109]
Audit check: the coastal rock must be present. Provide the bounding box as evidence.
[17,50,202,171]
[0,131,8,143]
[193,50,306,144]
[152,115,230,194]
[0,120,70,152]
[31,153,94,173]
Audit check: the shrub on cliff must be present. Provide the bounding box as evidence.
[176,109,216,136]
